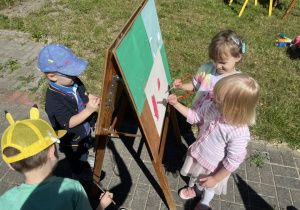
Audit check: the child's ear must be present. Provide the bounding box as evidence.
[7,163,15,171]
[47,73,57,82]
[48,144,57,160]
[235,54,242,63]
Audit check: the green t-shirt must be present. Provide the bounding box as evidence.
[0,176,92,210]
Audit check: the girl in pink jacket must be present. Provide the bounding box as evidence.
[168,74,259,210]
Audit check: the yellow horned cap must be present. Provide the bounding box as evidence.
[4,110,15,125]
[30,104,40,119]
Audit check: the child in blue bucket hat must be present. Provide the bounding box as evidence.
[38,44,100,181]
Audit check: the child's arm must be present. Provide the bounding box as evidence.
[96,191,114,210]
[173,80,194,91]
[69,97,100,128]
[168,94,189,117]
[199,167,231,188]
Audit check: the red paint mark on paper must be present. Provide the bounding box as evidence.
[151,95,159,121]
[157,78,160,91]
[65,61,70,65]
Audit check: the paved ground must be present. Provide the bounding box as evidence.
[0,30,300,210]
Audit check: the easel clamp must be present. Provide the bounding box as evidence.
[107,75,121,108]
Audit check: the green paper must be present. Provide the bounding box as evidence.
[160,44,171,85]
[116,15,153,116]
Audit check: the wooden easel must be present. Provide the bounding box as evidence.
[91,1,182,209]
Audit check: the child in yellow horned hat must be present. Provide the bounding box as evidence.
[0,105,113,210]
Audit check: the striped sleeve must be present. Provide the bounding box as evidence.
[186,102,212,124]
[222,125,251,172]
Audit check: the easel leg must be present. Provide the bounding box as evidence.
[170,105,182,146]
[90,135,109,200]
[152,158,177,210]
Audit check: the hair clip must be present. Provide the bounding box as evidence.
[231,37,240,45]
[241,41,246,54]
[232,37,246,54]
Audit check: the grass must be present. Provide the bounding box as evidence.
[247,149,269,168]
[0,58,21,73]
[0,0,299,149]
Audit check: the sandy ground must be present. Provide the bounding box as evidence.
[0,0,58,17]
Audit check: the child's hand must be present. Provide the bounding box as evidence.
[199,176,218,188]
[88,93,98,99]
[86,97,100,113]
[98,191,113,210]
[172,79,182,89]
[168,94,178,106]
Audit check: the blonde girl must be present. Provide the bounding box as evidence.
[168,74,259,210]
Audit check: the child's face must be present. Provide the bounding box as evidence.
[54,73,77,87]
[213,53,241,76]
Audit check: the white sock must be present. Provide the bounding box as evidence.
[200,188,215,206]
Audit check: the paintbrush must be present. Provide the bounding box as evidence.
[165,74,192,93]
[157,94,192,104]
[93,181,116,205]
[85,97,100,106]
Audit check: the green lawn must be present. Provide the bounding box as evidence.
[0,0,299,149]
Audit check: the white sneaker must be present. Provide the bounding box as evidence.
[87,154,95,168]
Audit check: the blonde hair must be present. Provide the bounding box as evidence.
[209,30,245,62]
[213,74,259,126]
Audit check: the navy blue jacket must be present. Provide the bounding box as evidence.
[45,78,95,146]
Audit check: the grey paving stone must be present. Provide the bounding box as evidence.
[0,180,11,196]
[276,187,293,208]
[131,184,149,210]
[108,177,136,195]
[2,169,25,184]
[209,198,221,210]
[294,158,300,168]
[0,153,3,164]
[102,155,117,178]
[290,189,300,208]
[272,165,298,178]
[98,174,112,190]
[233,168,247,182]
[145,187,163,210]
[274,176,300,189]
[113,192,133,209]
[239,161,246,170]
[120,145,134,159]
[247,181,276,198]
[143,161,156,175]
[292,150,300,158]
[248,193,278,209]
[127,159,141,182]
[220,177,235,202]
[112,157,131,178]
[248,141,267,152]
[267,146,283,165]
[245,162,261,182]
[160,202,171,210]
[281,148,296,167]
[220,201,246,210]
[165,167,180,191]
[234,188,249,206]
[259,163,275,185]
[0,163,9,181]
[141,169,160,188]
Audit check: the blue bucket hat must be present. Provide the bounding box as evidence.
[37,44,89,76]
